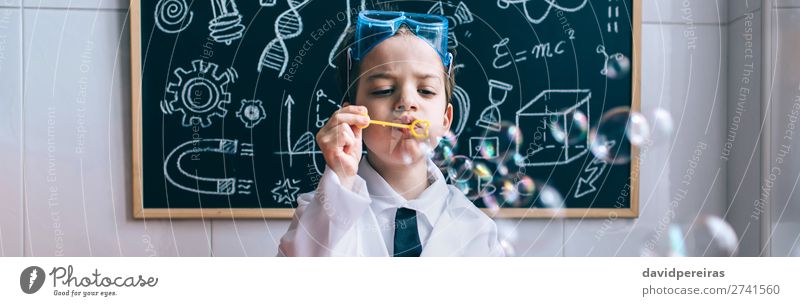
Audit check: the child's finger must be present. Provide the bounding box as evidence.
[327,112,369,128]
[352,122,363,140]
[333,123,355,148]
[338,105,369,117]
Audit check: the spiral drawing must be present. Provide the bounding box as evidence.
[154,0,194,34]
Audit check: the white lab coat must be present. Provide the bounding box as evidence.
[278,157,505,256]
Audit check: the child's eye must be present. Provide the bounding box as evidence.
[371,88,394,96]
[418,88,436,96]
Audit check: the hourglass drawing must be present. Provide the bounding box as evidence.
[258,0,309,76]
[476,79,514,132]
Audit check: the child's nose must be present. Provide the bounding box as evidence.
[395,89,420,112]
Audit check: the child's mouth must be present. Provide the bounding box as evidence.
[396,127,414,138]
[393,115,419,139]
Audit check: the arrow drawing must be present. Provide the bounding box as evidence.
[574,155,609,198]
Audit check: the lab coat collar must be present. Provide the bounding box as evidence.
[358,156,449,226]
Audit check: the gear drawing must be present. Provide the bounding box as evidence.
[160,60,238,127]
[236,99,267,128]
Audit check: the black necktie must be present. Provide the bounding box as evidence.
[393,207,422,257]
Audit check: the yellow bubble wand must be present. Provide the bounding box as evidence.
[359,116,431,139]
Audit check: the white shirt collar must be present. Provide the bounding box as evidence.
[358,157,449,226]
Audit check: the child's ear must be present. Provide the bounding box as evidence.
[443,102,453,130]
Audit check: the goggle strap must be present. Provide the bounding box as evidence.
[446,52,453,76]
[347,47,353,100]
[347,48,353,75]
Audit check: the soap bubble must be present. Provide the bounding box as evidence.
[477,138,497,160]
[418,141,433,157]
[401,152,412,165]
[549,109,589,145]
[651,107,674,143]
[476,121,523,165]
[626,111,651,146]
[482,177,518,208]
[499,239,516,257]
[700,216,739,255]
[453,180,479,201]
[437,130,458,150]
[431,144,455,168]
[589,107,632,164]
[446,155,474,182]
[472,161,493,178]
[640,215,738,257]
[481,194,501,213]
[604,53,631,80]
[454,161,495,201]
[531,180,565,210]
[430,132,457,168]
[496,220,519,243]
[495,219,519,257]
[495,153,526,177]
[481,174,564,209]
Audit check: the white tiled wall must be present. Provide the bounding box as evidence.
[22,0,126,10]
[565,9,729,256]
[643,0,727,24]
[0,7,22,257]
[0,0,20,8]
[4,0,792,257]
[768,5,800,257]
[19,5,212,256]
[725,0,763,257]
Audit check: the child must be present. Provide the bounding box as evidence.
[279,10,505,256]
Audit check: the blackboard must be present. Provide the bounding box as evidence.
[131,0,640,218]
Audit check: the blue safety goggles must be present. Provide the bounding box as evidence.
[349,10,453,70]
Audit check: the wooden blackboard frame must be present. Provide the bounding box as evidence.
[130,0,640,219]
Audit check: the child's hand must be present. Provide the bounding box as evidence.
[316,103,370,189]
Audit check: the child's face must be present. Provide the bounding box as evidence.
[354,33,453,167]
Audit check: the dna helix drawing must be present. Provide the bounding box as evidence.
[258,0,309,76]
[260,0,277,6]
